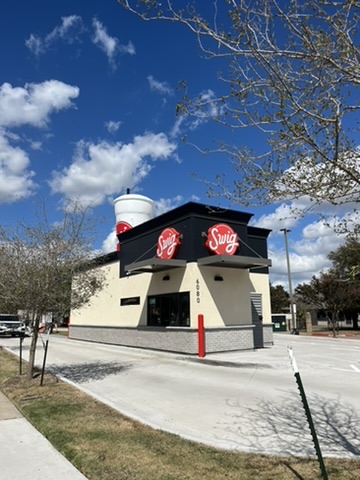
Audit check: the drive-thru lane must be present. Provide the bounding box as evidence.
[2,333,359,458]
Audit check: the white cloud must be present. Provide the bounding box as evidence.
[196,89,220,117]
[0,80,80,205]
[147,75,174,96]
[272,150,360,213]
[92,18,117,62]
[118,41,136,56]
[190,194,201,202]
[25,15,135,68]
[252,195,357,287]
[47,15,83,42]
[252,195,360,239]
[239,196,354,288]
[269,244,332,287]
[268,213,347,287]
[251,203,299,232]
[50,132,177,206]
[26,35,45,56]
[92,18,135,67]
[189,89,222,131]
[301,220,338,240]
[154,196,183,216]
[105,120,122,133]
[170,116,186,138]
[288,194,358,219]
[294,223,343,263]
[0,131,36,204]
[102,229,117,254]
[170,89,223,137]
[29,140,42,151]
[0,80,79,128]
[25,15,83,56]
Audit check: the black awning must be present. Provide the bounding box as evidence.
[197,254,272,269]
[125,258,187,274]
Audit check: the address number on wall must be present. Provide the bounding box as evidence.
[196,279,200,304]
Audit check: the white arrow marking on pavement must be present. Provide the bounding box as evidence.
[350,364,360,372]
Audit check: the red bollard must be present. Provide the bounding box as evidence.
[198,314,205,358]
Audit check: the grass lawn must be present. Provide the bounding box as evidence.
[1,348,359,480]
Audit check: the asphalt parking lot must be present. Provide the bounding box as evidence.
[1,333,359,458]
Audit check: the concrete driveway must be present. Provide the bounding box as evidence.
[2,333,359,458]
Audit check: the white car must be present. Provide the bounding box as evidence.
[15,324,32,336]
[0,315,30,337]
[0,324,10,335]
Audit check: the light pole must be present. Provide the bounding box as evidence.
[280,228,296,332]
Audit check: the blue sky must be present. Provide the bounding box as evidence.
[0,0,352,288]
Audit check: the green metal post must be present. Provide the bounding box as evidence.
[288,347,328,480]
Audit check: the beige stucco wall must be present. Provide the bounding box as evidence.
[71,261,120,326]
[187,263,253,327]
[71,260,269,329]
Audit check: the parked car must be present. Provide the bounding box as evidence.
[0,323,10,335]
[0,314,31,337]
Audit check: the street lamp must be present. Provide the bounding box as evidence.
[280,228,296,332]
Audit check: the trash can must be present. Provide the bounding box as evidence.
[271,314,287,332]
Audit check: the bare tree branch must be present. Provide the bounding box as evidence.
[0,200,107,379]
[118,0,360,227]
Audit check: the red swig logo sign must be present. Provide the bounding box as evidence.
[116,221,132,235]
[205,223,239,256]
[115,221,132,251]
[156,228,181,259]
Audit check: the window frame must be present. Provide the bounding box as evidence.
[147,292,190,327]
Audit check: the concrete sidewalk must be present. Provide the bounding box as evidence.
[0,391,87,480]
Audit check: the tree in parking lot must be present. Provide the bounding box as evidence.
[295,268,358,336]
[296,238,360,333]
[270,284,289,313]
[0,294,20,316]
[0,201,106,380]
[328,237,360,329]
[328,237,360,282]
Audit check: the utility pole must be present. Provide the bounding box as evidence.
[280,228,296,332]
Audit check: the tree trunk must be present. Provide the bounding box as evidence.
[331,310,338,338]
[352,313,359,330]
[26,314,40,381]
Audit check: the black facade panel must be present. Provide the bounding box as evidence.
[117,203,271,277]
[248,228,271,274]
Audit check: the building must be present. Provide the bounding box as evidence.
[70,195,273,354]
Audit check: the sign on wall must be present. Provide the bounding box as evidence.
[205,223,239,256]
[196,279,201,303]
[116,221,133,251]
[120,297,140,306]
[156,227,181,259]
[116,221,132,235]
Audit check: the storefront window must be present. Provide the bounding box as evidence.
[148,292,190,327]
